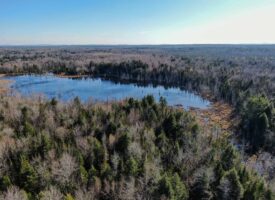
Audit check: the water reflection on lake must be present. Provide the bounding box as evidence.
[4,75,210,109]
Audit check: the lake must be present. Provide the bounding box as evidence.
[4,75,210,109]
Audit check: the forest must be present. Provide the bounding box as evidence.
[0,45,275,199]
[1,45,275,154]
[0,95,272,199]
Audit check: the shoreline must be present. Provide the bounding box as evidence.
[55,73,89,78]
[0,77,12,94]
[0,72,214,101]
[0,73,236,133]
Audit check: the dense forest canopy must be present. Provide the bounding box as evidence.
[0,45,275,199]
[0,95,272,199]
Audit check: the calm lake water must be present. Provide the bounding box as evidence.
[4,75,210,109]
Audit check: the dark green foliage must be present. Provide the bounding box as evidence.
[243,179,273,200]
[160,96,167,107]
[163,114,177,137]
[0,176,11,190]
[157,173,188,200]
[221,144,239,171]
[91,138,105,170]
[241,95,274,152]
[79,165,88,185]
[125,156,139,177]
[50,97,58,106]
[0,95,272,199]
[19,156,39,193]
[190,173,213,200]
[88,165,98,178]
[99,162,111,180]
[22,122,35,137]
[116,132,130,153]
[106,122,117,135]
[238,166,252,189]
[37,132,52,158]
[217,169,244,200]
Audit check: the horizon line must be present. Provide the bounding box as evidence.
[1,43,275,47]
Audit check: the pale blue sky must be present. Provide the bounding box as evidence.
[1,0,275,45]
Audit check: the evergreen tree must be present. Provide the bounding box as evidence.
[241,95,272,151]
[19,156,39,193]
[157,173,188,200]
[217,169,244,200]
[116,132,130,153]
[0,175,12,190]
[221,144,239,171]
[191,173,213,200]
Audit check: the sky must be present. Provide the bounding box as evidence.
[1,0,275,45]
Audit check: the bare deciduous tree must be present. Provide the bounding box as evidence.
[0,186,28,200]
[51,153,78,185]
[39,186,63,200]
